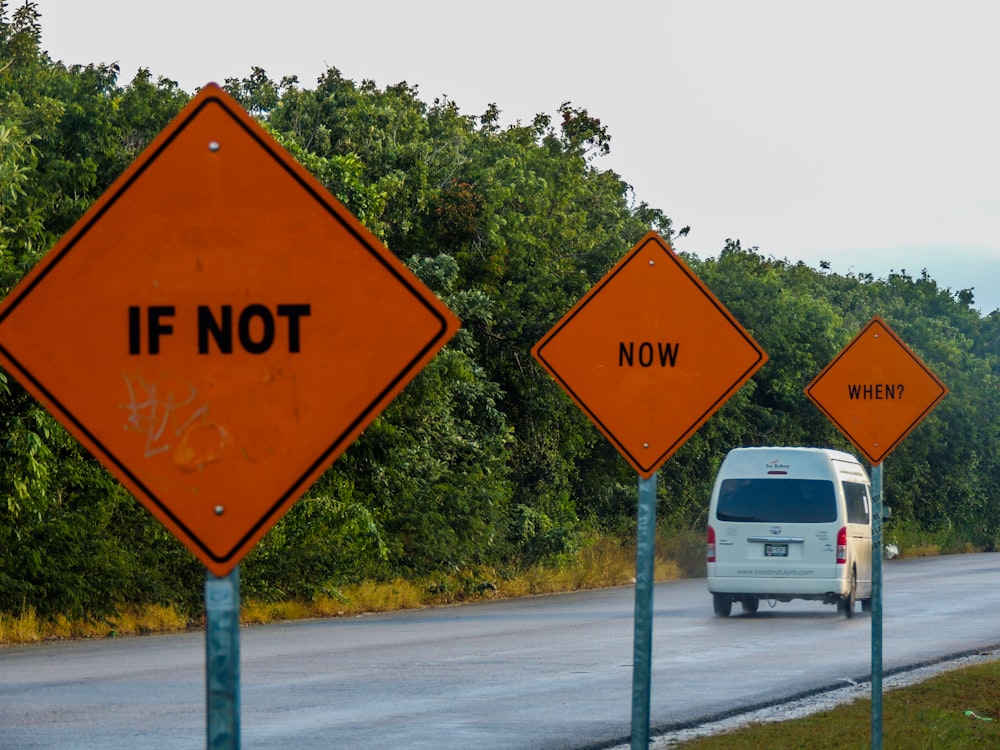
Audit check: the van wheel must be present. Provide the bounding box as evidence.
[838,571,857,618]
[713,594,732,617]
[741,597,759,615]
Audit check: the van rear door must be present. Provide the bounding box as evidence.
[713,477,840,581]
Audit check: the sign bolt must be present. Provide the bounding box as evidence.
[214,505,225,516]
[208,141,221,152]
[643,442,650,449]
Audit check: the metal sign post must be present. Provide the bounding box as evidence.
[206,567,241,750]
[870,465,884,750]
[631,472,658,749]
[806,317,947,750]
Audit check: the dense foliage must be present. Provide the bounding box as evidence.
[2,3,998,618]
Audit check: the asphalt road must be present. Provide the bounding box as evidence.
[2,553,999,749]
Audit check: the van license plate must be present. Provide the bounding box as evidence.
[765,543,788,557]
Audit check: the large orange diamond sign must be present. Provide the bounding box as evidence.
[0,84,459,576]
[806,316,947,465]
[532,232,767,477]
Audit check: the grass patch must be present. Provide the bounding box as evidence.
[0,608,43,644]
[886,519,981,559]
[103,604,190,637]
[0,604,191,643]
[318,578,426,615]
[677,659,1000,748]
[241,599,313,625]
[236,533,686,626]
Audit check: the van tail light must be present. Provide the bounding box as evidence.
[836,526,848,564]
[707,525,716,563]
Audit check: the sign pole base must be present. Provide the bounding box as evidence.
[206,566,241,750]
[631,472,657,749]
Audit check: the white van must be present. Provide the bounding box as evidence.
[707,447,872,618]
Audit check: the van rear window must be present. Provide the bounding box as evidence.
[716,478,837,523]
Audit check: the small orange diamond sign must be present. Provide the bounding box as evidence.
[532,232,767,477]
[0,84,459,576]
[806,316,947,465]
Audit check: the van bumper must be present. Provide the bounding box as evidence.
[708,574,849,599]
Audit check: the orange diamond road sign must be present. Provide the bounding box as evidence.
[532,232,767,478]
[0,84,459,576]
[806,316,948,466]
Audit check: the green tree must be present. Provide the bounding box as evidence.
[0,2,199,618]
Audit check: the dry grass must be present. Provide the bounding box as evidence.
[0,608,44,644]
[499,537,681,599]
[241,599,313,625]
[238,537,683,626]
[902,543,942,557]
[0,603,191,644]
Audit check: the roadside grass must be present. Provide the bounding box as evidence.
[676,659,1000,749]
[0,524,972,647]
[0,528,704,644]
[0,603,190,644]
[884,518,981,559]
[247,531,695,624]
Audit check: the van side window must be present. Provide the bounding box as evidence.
[716,478,837,523]
[843,481,870,524]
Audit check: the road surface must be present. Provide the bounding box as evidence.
[1,553,998,749]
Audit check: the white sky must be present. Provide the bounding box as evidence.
[31,0,1000,314]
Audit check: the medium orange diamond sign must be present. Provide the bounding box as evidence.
[806,316,947,465]
[0,84,459,576]
[532,232,767,477]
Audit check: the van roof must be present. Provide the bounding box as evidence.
[719,447,869,481]
[726,446,860,463]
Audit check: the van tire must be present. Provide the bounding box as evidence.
[838,570,857,618]
[713,594,732,617]
[740,597,759,615]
